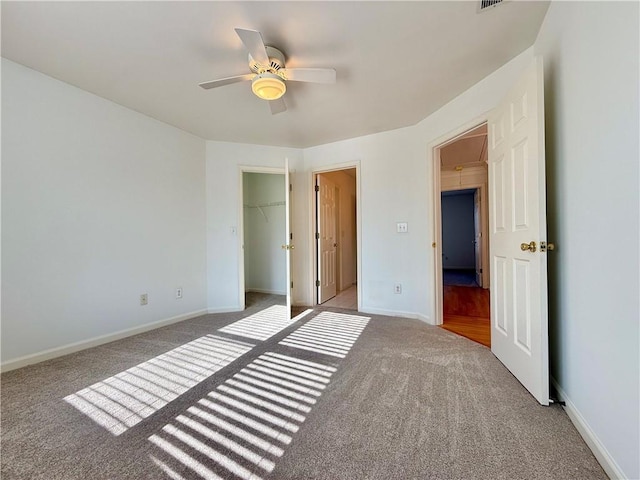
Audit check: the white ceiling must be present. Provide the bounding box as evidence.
[1,1,549,148]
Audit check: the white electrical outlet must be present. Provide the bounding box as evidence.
[397,222,408,233]
[394,283,402,294]
[176,287,183,299]
[140,293,148,305]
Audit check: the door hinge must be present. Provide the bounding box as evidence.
[289,183,292,192]
[290,232,293,240]
[315,232,320,240]
[316,280,320,287]
[291,281,293,289]
[315,185,319,192]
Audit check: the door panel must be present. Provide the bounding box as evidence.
[493,255,508,335]
[513,259,531,352]
[488,56,549,405]
[317,175,337,303]
[492,154,506,232]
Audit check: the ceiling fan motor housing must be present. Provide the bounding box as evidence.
[249,46,286,75]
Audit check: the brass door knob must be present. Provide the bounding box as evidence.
[520,241,537,252]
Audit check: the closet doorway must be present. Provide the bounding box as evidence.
[241,170,287,311]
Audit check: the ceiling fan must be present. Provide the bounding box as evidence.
[199,28,336,115]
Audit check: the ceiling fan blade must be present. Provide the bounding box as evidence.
[269,97,287,115]
[235,28,270,66]
[281,68,336,84]
[198,73,255,90]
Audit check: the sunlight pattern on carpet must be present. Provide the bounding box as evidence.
[278,311,370,358]
[218,305,296,341]
[64,335,254,435]
[148,352,338,480]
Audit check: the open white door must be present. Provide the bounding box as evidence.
[284,158,293,319]
[488,56,549,405]
[317,174,337,303]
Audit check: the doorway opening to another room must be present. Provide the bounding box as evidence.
[435,123,491,347]
[313,167,358,310]
[441,189,483,288]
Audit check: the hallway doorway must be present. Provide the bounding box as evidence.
[314,168,358,310]
[435,123,491,347]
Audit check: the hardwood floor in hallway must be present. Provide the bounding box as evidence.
[440,285,491,347]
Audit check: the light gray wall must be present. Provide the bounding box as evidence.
[441,192,475,269]
[535,2,639,478]
[1,59,207,366]
[243,172,286,295]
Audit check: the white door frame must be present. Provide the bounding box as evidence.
[237,165,286,311]
[430,115,489,326]
[309,161,361,310]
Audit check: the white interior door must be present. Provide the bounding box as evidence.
[317,175,337,303]
[488,56,549,405]
[284,158,292,319]
[474,188,483,287]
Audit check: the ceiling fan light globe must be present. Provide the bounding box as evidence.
[251,73,286,100]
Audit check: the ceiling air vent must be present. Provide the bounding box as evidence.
[478,0,507,12]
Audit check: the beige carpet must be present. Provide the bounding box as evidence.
[1,296,605,479]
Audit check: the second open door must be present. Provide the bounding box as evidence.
[316,174,338,303]
[488,56,550,405]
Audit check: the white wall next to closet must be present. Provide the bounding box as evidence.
[1,59,207,367]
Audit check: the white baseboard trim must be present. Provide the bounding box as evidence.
[207,306,243,314]
[551,376,626,479]
[246,288,286,296]
[0,309,209,373]
[359,306,424,321]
